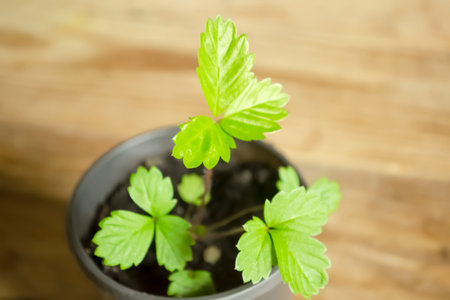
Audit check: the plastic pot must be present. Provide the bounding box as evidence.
[67,127,301,300]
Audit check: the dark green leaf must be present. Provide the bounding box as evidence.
[167,270,216,297]
[192,225,207,237]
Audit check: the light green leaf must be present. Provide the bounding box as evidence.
[197,16,254,117]
[264,185,338,297]
[270,230,330,298]
[177,173,210,206]
[220,78,289,141]
[235,217,273,283]
[172,116,236,169]
[155,215,194,272]
[236,179,340,297]
[92,210,154,270]
[264,188,328,236]
[127,166,176,218]
[167,270,216,297]
[308,178,341,215]
[277,166,300,192]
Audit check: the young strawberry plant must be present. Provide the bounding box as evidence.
[92,16,340,299]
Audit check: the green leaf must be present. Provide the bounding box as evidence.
[192,225,207,237]
[172,116,236,169]
[265,187,333,297]
[220,78,289,141]
[270,229,330,298]
[235,181,339,298]
[308,178,341,215]
[177,173,210,206]
[276,166,300,192]
[92,210,154,270]
[167,270,216,297]
[264,188,328,236]
[197,15,254,117]
[155,215,194,272]
[128,166,177,218]
[235,217,273,283]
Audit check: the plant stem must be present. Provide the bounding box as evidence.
[203,226,245,243]
[184,204,194,221]
[192,168,213,225]
[207,204,264,232]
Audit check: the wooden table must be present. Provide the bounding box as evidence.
[1,1,449,299]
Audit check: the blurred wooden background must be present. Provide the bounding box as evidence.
[1,0,449,299]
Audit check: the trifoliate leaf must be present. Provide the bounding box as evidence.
[235,217,273,283]
[197,16,254,117]
[308,178,341,215]
[276,166,300,192]
[220,78,289,141]
[128,166,176,218]
[167,270,216,297]
[264,188,328,236]
[177,173,210,206]
[155,215,194,272]
[92,210,154,270]
[172,116,236,169]
[270,230,330,298]
[235,180,340,298]
[265,187,334,297]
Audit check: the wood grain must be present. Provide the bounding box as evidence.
[1,0,449,299]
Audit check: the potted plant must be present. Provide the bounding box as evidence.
[67,16,340,299]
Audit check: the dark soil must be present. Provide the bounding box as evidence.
[83,155,280,296]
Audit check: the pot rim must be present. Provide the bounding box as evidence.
[67,126,300,299]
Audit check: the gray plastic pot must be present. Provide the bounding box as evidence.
[67,127,301,300]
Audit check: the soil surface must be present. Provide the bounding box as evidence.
[84,156,280,296]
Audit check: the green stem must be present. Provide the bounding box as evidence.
[207,204,264,232]
[192,168,213,226]
[184,204,195,221]
[203,226,245,243]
